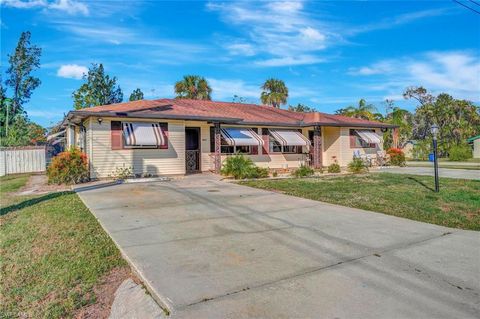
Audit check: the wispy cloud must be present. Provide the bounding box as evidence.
[349,51,480,101]
[2,0,89,15]
[207,78,260,101]
[49,0,88,15]
[347,8,451,35]
[57,64,87,79]
[207,1,333,66]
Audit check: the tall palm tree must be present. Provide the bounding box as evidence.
[174,75,212,100]
[335,99,378,120]
[260,78,288,108]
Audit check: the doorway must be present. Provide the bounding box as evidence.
[185,127,201,173]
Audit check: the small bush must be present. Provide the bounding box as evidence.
[348,157,368,174]
[221,154,268,179]
[245,166,269,179]
[110,166,134,180]
[327,162,341,173]
[387,147,406,166]
[292,165,314,178]
[272,171,278,177]
[47,148,89,185]
[448,143,472,161]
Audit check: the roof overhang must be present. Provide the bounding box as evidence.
[63,110,243,126]
[63,110,399,129]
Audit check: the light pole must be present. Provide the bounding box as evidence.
[431,124,439,192]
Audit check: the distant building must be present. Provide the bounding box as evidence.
[467,136,480,159]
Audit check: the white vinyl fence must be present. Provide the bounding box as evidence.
[0,146,46,176]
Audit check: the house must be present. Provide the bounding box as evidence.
[63,98,398,179]
[400,140,417,159]
[467,135,480,158]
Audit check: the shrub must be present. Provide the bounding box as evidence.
[327,162,341,173]
[272,171,278,177]
[348,157,368,174]
[292,165,314,178]
[110,166,134,180]
[448,143,472,161]
[221,154,268,179]
[387,147,406,166]
[47,148,89,185]
[245,166,269,179]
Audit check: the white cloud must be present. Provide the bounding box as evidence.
[348,8,450,35]
[49,0,88,15]
[2,0,46,8]
[207,0,332,66]
[255,55,325,67]
[226,43,256,56]
[2,0,89,15]
[348,61,395,76]
[207,78,260,101]
[57,64,88,79]
[350,51,480,101]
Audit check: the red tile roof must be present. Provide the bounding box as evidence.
[69,98,395,128]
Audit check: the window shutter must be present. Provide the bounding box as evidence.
[159,123,169,149]
[111,121,123,150]
[251,128,258,155]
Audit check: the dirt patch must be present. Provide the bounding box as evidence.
[16,175,70,195]
[74,266,136,319]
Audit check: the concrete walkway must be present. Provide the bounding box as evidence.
[376,166,479,180]
[78,174,480,318]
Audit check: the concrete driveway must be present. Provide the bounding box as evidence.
[376,166,479,180]
[77,174,480,318]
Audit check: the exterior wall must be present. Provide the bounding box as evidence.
[474,139,480,159]
[81,116,386,177]
[322,126,341,166]
[338,127,384,167]
[88,117,185,178]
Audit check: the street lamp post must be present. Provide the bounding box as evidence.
[431,124,439,192]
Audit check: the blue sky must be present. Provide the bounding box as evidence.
[1,0,479,127]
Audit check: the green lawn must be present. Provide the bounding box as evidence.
[240,173,480,231]
[0,175,127,318]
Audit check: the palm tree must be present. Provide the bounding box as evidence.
[260,78,288,108]
[174,75,212,100]
[335,99,378,120]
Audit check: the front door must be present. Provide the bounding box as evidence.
[185,127,200,173]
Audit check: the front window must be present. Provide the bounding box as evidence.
[269,133,299,153]
[221,136,251,154]
[350,129,376,148]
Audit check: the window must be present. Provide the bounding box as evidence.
[210,127,253,154]
[350,129,376,148]
[269,132,299,153]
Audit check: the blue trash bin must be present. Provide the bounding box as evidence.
[428,153,435,162]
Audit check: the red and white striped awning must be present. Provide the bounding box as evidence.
[270,129,311,146]
[123,122,165,147]
[356,130,382,144]
[221,128,263,146]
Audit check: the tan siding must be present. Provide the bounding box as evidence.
[89,117,185,178]
[322,126,341,166]
[338,127,384,166]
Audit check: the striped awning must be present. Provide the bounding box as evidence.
[270,129,311,146]
[221,128,263,146]
[123,122,165,147]
[356,130,382,144]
